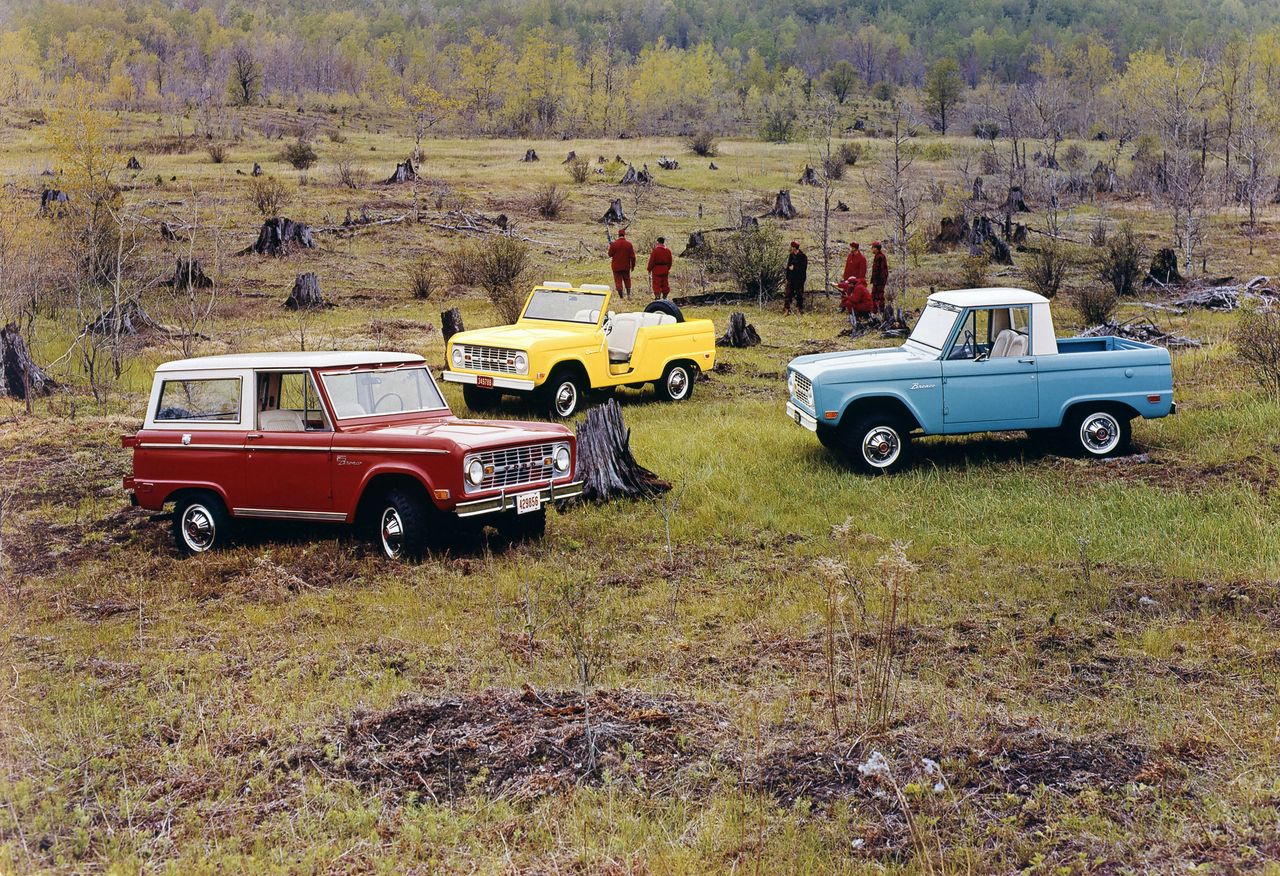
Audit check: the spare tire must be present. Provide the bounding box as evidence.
[643,299,684,323]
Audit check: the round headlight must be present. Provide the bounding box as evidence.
[451,346,463,367]
[514,352,528,374]
[553,445,571,472]
[466,459,485,486]
[787,371,796,394]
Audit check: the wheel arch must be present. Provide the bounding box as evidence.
[161,483,233,513]
[352,468,439,528]
[839,393,923,431]
[1058,398,1141,428]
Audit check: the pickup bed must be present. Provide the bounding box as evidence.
[785,288,1175,473]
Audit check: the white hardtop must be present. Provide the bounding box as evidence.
[155,351,425,373]
[929,287,1049,307]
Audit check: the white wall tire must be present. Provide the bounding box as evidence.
[656,363,694,402]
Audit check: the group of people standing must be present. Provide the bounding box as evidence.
[606,228,889,321]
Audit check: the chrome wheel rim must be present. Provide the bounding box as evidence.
[181,504,216,552]
[862,426,901,468]
[380,507,404,559]
[554,381,578,417]
[1080,412,1121,455]
[667,367,689,399]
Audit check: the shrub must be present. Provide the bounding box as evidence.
[972,120,1000,140]
[327,129,347,143]
[1062,143,1087,172]
[1025,238,1072,299]
[870,81,894,102]
[835,141,864,166]
[822,154,845,180]
[566,156,590,184]
[916,141,953,162]
[1097,222,1144,298]
[1231,308,1280,396]
[207,143,227,163]
[532,184,568,219]
[281,137,317,170]
[475,236,532,322]
[1074,284,1118,325]
[959,253,989,288]
[760,108,798,143]
[720,225,789,302]
[248,175,291,217]
[333,156,369,189]
[445,246,479,288]
[407,257,436,300]
[688,130,719,157]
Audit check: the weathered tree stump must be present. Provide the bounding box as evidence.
[168,258,214,289]
[971,215,1012,265]
[835,200,849,212]
[740,215,759,230]
[562,150,577,164]
[599,199,628,224]
[574,399,670,503]
[657,156,679,170]
[1001,185,1029,213]
[86,300,166,335]
[1010,224,1028,246]
[126,155,142,171]
[708,161,719,170]
[39,189,68,214]
[618,164,653,185]
[1146,248,1183,286]
[681,231,708,257]
[284,272,331,310]
[441,307,465,343]
[765,190,798,219]
[797,165,821,186]
[251,163,263,177]
[521,148,539,162]
[385,157,418,184]
[717,312,761,348]
[0,323,58,399]
[971,176,985,201]
[242,218,316,256]
[935,216,970,246]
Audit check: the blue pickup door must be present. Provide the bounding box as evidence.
[940,304,1038,428]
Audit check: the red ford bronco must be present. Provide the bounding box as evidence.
[122,352,583,559]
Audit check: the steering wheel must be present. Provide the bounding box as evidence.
[373,392,404,413]
[952,330,975,360]
[602,319,613,336]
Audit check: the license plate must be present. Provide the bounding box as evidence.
[793,409,802,425]
[515,491,541,514]
[476,376,494,388]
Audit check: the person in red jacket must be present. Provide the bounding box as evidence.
[870,241,889,313]
[841,277,875,325]
[843,240,867,283]
[647,237,673,299]
[607,227,636,299]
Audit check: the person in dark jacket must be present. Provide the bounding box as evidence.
[607,227,636,299]
[784,240,808,314]
[843,240,867,283]
[647,237,673,299]
[870,241,889,313]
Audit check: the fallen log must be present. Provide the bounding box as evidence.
[1081,316,1201,348]
[284,272,331,310]
[717,312,761,348]
[0,323,58,399]
[657,156,679,170]
[574,399,670,503]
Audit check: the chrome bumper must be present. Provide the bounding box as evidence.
[454,479,584,518]
[441,371,536,392]
[786,401,818,432]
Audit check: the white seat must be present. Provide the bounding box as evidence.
[259,409,305,431]
[990,329,1017,358]
[1007,334,1028,357]
[607,312,675,361]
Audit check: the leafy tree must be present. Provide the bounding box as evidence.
[823,60,859,104]
[924,58,964,133]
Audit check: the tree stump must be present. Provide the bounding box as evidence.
[765,190,798,219]
[1091,161,1115,193]
[159,222,180,241]
[521,148,539,162]
[168,258,214,289]
[971,176,985,201]
[681,231,708,257]
[386,157,418,184]
[39,189,68,214]
[562,150,577,164]
[251,163,263,177]
[0,323,58,400]
[1146,248,1183,286]
[740,215,759,230]
[970,216,1012,265]
[797,165,821,186]
[618,164,652,185]
[126,155,142,171]
[935,216,970,246]
[717,312,761,348]
[86,301,166,335]
[657,156,679,170]
[835,201,849,212]
[574,399,670,503]
[441,307,465,343]
[599,199,627,224]
[242,218,316,256]
[284,272,331,310]
[708,162,718,170]
[1001,186,1029,213]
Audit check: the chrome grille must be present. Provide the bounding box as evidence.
[459,344,519,374]
[794,372,814,408]
[472,442,559,491]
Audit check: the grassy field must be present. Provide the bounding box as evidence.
[2,105,1280,873]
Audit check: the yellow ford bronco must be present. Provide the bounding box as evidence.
[442,282,717,418]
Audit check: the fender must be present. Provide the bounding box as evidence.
[837,388,928,430]
[349,461,441,519]
[1051,393,1145,427]
[144,480,234,512]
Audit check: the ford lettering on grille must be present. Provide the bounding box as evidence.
[475,443,557,491]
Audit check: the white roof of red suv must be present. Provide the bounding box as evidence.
[155,351,425,372]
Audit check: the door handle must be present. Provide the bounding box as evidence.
[246,433,263,440]
[1018,358,1035,364]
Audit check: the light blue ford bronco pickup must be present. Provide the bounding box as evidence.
[785,288,1176,473]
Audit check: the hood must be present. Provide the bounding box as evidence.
[342,414,572,453]
[790,345,935,381]
[451,323,596,350]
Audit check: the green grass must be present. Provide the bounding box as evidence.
[3,108,1280,873]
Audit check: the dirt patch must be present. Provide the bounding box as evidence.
[287,686,729,802]
[1056,452,1279,497]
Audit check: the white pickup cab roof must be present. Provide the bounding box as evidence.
[155,351,425,372]
[929,288,1049,307]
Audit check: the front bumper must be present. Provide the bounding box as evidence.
[454,479,584,518]
[442,371,536,392]
[786,401,818,432]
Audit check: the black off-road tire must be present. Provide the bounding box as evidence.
[655,362,695,402]
[463,383,501,412]
[839,413,913,475]
[172,491,232,556]
[376,486,432,561]
[643,299,684,322]
[1061,406,1132,459]
[541,369,586,419]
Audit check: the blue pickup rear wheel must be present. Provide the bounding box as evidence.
[1064,407,1132,458]
[841,414,911,475]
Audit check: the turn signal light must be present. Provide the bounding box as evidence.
[433,489,450,500]
[824,411,838,420]
[1147,394,1162,403]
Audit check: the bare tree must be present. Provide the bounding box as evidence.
[864,102,926,312]
[1233,60,1276,256]
[228,45,261,107]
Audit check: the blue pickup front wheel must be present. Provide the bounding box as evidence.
[841,414,911,475]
